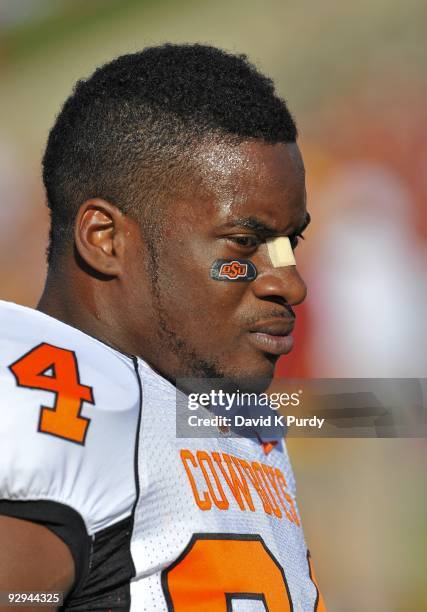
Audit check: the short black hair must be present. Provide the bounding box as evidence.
[42,43,297,266]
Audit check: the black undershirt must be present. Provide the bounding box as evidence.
[0,500,133,610]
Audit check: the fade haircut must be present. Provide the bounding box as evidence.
[42,43,298,266]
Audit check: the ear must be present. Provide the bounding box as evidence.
[74,198,126,276]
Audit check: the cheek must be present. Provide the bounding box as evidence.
[125,250,152,307]
[157,252,250,328]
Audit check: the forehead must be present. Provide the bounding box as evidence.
[186,139,306,232]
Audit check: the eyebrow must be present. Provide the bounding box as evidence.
[225,212,311,235]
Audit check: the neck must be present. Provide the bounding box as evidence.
[37,269,137,357]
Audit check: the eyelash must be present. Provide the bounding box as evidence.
[290,232,306,248]
[227,236,261,248]
[227,232,306,250]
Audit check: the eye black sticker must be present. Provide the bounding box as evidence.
[210,259,257,282]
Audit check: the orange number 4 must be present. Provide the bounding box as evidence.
[9,343,94,445]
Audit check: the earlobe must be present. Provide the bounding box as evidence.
[74,199,123,276]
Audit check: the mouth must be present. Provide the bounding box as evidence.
[247,319,295,356]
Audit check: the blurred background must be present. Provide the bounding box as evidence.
[0,0,426,609]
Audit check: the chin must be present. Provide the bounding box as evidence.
[220,359,276,393]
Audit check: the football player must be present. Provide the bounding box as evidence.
[0,44,325,610]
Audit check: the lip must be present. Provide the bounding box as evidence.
[248,319,295,356]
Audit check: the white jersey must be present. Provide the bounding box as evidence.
[0,300,325,611]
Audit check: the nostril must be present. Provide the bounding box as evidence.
[251,269,307,306]
[257,296,292,310]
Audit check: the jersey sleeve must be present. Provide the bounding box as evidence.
[0,301,142,604]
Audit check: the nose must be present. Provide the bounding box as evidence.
[251,267,307,306]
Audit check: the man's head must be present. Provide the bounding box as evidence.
[42,43,308,387]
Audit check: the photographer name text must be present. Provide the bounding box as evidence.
[188,414,325,429]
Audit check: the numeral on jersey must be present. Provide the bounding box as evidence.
[162,533,292,611]
[162,534,326,611]
[9,343,94,444]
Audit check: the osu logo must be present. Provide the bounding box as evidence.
[219,261,248,279]
[210,258,257,282]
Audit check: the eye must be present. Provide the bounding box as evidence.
[227,235,261,248]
